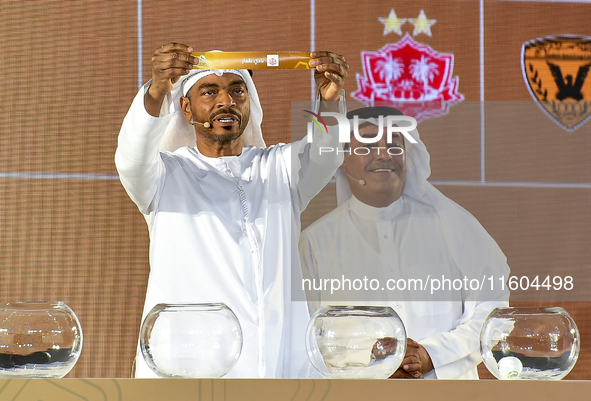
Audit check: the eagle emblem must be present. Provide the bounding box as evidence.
[522,36,591,131]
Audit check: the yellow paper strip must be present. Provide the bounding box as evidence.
[189,51,312,70]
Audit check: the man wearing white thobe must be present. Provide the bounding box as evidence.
[115,43,348,378]
[299,107,510,379]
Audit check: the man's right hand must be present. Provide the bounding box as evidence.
[145,42,197,116]
[389,338,434,379]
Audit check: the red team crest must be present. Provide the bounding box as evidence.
[352,34,464,122]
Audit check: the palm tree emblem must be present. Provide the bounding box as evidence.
[374,54,404,93]
[410,55,439,98]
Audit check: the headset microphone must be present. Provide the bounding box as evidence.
[189,121,211,128]
[345,172,366,186]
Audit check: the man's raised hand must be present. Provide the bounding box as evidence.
[310,51,349,102]
[145,43,197,116]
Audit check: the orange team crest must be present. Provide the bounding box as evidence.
[522,36,591,131]
[352,34,464,123]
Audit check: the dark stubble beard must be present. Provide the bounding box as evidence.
[196,109,250,144]
[197,127,244,143]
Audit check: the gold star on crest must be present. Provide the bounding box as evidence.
[410,10,436,37]
[379,9,406,36]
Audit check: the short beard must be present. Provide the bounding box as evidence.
[197,127,244,144]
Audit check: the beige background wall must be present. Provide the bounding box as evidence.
[1,0,590,379]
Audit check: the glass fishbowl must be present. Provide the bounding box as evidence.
[140,303,242,378]
[480,307,579,380]
[0,301,83,378]
[306,305,406,379]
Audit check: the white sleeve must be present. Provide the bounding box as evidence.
[418,196,511,379]
[298,228,323,316]
[282,90,346,211]
[114,84,173,214]
[420,299,508,379]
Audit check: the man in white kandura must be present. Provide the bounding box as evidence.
[299,106,510,379]
[115,42,348,378]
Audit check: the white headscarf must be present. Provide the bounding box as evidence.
[335,116,429,207]
[159,68,266,152]
[336,108,510,301]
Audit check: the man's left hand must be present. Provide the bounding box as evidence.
[310,52,348,101]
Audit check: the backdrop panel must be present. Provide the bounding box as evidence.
[1,0,591,380]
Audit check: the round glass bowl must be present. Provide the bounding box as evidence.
[480,307,579,380]
[0,301,83,378]
[140,303,243,378]
[306,306,406,379]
